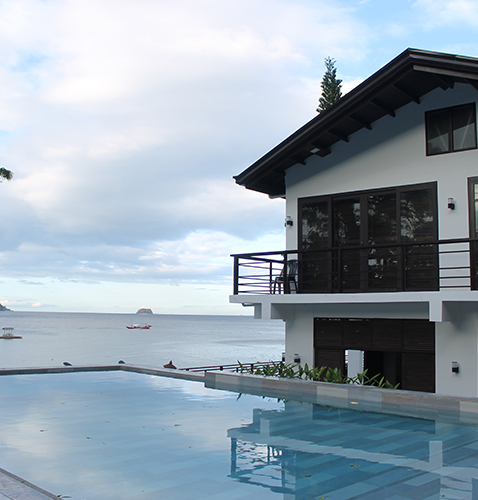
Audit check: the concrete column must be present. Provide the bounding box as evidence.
[435,303,478,397]
[285,305,314,366]
[347,350,364,379]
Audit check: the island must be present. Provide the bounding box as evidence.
[0,303,11,312]
[136,308,153,314]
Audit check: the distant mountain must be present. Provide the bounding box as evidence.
[0,303,11,312]
[136,308,153,314]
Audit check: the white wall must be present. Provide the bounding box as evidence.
[279,83,478,396]
[347,350,364,378]
[284,305,314,367]
[436,303,478,397]
[285,83,478,251]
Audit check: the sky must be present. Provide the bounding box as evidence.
[1,0,478,315]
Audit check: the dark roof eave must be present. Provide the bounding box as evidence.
[235,48,478,195]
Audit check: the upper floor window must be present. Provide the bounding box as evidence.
[426,103,477,156]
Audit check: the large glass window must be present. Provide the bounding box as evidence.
[468,177,478,289]
[298,183,437,292]
[300,201,330,291]
[301,201,329,251]
[426,103,476,155]
[367,192,397,290]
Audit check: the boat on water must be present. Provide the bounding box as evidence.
[126,324,152,330]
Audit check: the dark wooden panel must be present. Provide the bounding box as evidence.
[343,319,372,349]
[403,320,435,353]
[372,319,402,351]
[402,353,435,393]
[314,318,343,348]
[315,349,345,372]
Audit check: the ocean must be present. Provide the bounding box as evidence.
[0,311,285,369]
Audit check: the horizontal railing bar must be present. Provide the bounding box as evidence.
[233,237,478,295]
[439,266,470,271]
[232,236,478,259]
[439,250,470,255]
[439,285,470,289]
[180,361,281,372]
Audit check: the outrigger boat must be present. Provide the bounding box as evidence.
[126,324,152,330]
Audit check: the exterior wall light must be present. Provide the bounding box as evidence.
[282,352,285,362]
[293,353,301,364]
[285,216,293,227]
[448,197,456,210]
[452,361,459,373]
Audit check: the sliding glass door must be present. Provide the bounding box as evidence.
[468,177,478,289]
[298,182,438,292]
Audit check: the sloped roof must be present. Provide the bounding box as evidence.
[234,48,478,197]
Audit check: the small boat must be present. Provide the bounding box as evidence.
[126,324,152,330]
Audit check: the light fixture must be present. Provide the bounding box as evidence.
[282,352,285,362]
[448,197,456,210]
[293,353,300,364]
[285,216,293,227]
[452,361,459,373]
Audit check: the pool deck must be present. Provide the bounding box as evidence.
[0,467,58,500]
[1,363,478,499]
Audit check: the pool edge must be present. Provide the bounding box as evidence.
[204,371,478,423]
[2,363,478,499]
[0,467,59,499]
[0,364,205,382]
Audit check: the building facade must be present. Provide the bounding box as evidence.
[230,49,478,397]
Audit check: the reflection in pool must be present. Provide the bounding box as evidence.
[1,371,478,499]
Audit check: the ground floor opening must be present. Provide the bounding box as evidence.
[314,318,435,393]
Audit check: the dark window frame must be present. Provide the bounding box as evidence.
[298,182,438,293]
[468,177,478,289]
[468,176,478,239]
[426,102,477,156]
[298,182,438,248]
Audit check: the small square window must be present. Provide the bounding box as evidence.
[426,103,477,156]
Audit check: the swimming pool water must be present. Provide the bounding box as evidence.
[2,371,478,499]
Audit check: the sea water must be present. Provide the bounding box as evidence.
[0,311,285,369]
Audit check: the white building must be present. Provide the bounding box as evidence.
[230,49,478,398]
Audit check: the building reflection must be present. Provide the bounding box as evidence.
[227,401,478,499]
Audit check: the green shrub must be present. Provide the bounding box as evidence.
[238,361,399,389]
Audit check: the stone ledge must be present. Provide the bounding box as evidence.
[0,364,205,382]
[204,371,478,423]
[3,365,476,422]
[0,467,58,499]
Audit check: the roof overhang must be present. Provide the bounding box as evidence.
[234,48,478,197]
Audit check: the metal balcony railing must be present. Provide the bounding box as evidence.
[232,237,478,295]
[180,361,281,373]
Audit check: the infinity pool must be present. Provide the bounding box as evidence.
[2,371,478,499]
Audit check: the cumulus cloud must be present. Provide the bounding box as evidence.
[0,0,371,308]
[412,0,478,29]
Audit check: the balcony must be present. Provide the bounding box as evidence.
[232,237,478,295]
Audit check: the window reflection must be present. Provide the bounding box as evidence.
[426,103,476,155]
[298,183,437,292]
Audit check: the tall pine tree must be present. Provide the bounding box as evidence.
[0,167,12,181]
[317,57,342,113]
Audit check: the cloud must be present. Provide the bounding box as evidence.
[412,0,478,29]
[18,279,44,285]
[0,0,372,308]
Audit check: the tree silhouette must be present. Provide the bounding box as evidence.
[317,57,342,113]
[0,167,13,181]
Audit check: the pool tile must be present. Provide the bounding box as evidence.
[3,371,478,499]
